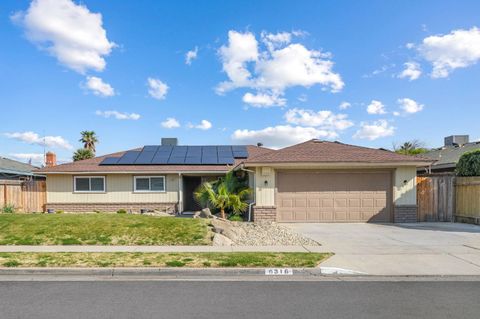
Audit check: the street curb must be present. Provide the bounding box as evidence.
[0,267,325,277]
[2,268,480,281]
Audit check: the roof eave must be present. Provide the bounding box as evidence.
[243,161,434,168]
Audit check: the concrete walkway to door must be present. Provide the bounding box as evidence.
[284,222,480,276]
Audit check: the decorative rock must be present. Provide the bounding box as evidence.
[210,218,319,246]
[200,208,213,218]
[212,233,234,246]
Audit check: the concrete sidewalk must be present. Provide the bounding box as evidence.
[0,245,326,253]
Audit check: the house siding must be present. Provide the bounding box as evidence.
[47,174,179,204]
[254,167,275,206]
[394,167,417,206]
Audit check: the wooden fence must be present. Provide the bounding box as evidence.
[416,175,455,222]
[0,179,46,212]
[456,176,480,222]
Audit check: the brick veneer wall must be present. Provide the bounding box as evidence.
[394,205,417,223]
[253,206,277,222]
[46,202,177,213]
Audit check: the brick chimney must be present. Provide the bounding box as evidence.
[45,151,56,167]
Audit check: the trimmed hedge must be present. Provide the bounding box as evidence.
[456,149,480,176]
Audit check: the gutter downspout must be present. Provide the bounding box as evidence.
[240,166,256,222]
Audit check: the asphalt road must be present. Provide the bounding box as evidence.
[0,280,479,319]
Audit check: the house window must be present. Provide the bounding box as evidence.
[134,176,165,192]
[74,176,105,192]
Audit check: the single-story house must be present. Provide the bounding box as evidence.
[0,156,45,181]
[36,139,432,223]
[420,135,480,174]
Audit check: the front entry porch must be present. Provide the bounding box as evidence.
[179,174,223,213]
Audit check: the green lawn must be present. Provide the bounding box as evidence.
[0,214,211,245]
[0,252,332,268]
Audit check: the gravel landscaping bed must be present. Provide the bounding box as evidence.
[211,219,319,246]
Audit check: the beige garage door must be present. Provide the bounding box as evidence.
[277,171,392,222]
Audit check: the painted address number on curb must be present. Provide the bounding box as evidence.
[265,268,293,275]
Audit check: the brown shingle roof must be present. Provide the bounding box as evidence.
[244,140,433,164]
[36,145,273,173]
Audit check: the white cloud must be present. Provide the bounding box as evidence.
[418,27,480,78]
[339,101,351,110]
[95,110,140,120]
[366,100,387,114]
[353,120,395,140]
[261,31,292,51]
[232,125,337,149]
[217,31,259,93]
[242,92,286,107]
[216,30,343,103]
[397,98,424,114]
[255,43,344,92]
[398,62,422,81]
[9,153,44,165]
[12,0,115,74]
[284,108,353,130]
[188,120,212,130]
[147,77,169,100]
[4,131,73,150]
[185,46,198,65]
[161,117,180,129]
[85,76,115,97]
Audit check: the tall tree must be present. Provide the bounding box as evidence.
[79,131,99,153]
[73,148,94,161]
[393,140,428,156]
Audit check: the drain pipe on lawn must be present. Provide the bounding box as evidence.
[240,166,256,222]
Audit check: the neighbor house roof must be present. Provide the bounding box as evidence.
[0,156,39,176]
[36,145,273,174]
[243,140,433,166]
[421,141,480,170]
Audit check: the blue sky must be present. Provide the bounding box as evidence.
[1,0,480,165]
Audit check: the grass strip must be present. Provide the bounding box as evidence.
[0,214,211,246]
[0,252,332,268]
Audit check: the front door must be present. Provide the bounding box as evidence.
[183,176,202,212]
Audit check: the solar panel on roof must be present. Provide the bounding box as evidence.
[100,157,120,165]
[202,156,218,164]
[134,151,156,164]
[231,145,247,151]
[171,146,187,157]
[100,145,249,166]
[218,149,233,157]
[233,151,248,158]
[150,156,169,164]
[184,157,202,164]
[143,145,159,152]
[168,157,186,164]
[117,151,141,164]
[218,156,235,164]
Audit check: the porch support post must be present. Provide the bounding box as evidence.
[178,173,183,213]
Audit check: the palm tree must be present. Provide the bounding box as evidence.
[73,148,94,161]
[79,131,98,153]
[194,171,251,219]
[394,140,428,155]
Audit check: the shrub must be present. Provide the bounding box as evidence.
[228,214,244,222]
[456,150,480,176]
[56,210,64,214]
[1,204,16,214]
[117,209,127,214]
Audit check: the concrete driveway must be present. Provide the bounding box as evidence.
[284,222,480,276]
